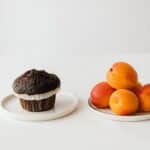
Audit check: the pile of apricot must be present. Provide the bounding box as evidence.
[90,61,150,115]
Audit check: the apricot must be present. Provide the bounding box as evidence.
[139,84,150,112]
[131,82,143,112]
[109,89,139,115]
[90,82,115,108]
[132,82,142,96]
[107,62,138,89]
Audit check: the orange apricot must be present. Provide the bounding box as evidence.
[139,84,150,112]
[90,82,115,108]
[107,62,138,89]
[109,89,139,115]
[132,82,142,95]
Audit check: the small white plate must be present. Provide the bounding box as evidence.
[0,92,79,121]
[88,99,150,122]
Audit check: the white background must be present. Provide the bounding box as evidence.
[1,1,150,150]
[0,54,150,150]
[0,0,150,55]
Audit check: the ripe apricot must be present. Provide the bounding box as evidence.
[131,82,143,112]
[139,84,150,112]
[109,89,139,115]
[132,82,142,96]
[107,62,138,89]
[90,82,115,108]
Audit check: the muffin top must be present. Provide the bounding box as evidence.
[13,69,61,95]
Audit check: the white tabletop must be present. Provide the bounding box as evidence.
[0,52,150,150]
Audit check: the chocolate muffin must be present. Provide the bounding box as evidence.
[13,69,61,112]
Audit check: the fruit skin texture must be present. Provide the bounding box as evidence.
[132,82,142,96]
[139,84,150,112]
[107,62,138,89]
[90,82,115,108]
[131,82,143,112]
[109,89,139,115]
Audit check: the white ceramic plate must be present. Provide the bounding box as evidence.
[0,92,79,121]
[88,99,150,122]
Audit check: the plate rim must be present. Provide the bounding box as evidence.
[0,92,79,121]
[88,98,150,122]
